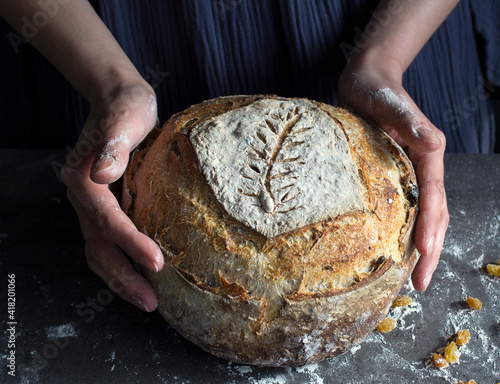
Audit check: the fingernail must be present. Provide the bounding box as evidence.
[426,235,436,257]
[413,125,441,146]
[139,256,159,273]
[92,155,115,175]
[132,295,150,312]
[422,273,432,290]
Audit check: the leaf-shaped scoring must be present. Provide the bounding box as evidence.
[241,104,311,214]
[189,98,363,238]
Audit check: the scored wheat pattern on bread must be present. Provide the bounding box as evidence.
[240,104,315,215]
[189,98,363,237]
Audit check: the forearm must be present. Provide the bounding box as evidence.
[349,0,460,75]
[0,0,147,103]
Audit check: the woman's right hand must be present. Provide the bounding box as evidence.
[62,81,164,312]
[1,0,165,310]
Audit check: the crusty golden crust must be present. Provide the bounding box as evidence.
[123,95,418,366]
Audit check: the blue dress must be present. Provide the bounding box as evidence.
[0,0,498,152]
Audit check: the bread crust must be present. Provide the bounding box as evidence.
[123,95,418,366]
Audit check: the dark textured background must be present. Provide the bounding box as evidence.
[0,151,499,383]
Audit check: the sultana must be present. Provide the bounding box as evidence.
[444,341,460,363]
[432,353,448,369]
[392,295,412,307]
[466,296,482,310]
[487,263,500,276]
[377,317,396,333]
[456,329,471,346]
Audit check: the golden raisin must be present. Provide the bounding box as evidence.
[487,263,500,276]
[432,353,448,369]
[392,295,412,307]
[456,329,471,346]
[444,341,460,363]
[377,317,396,333]
[466,296,482,310]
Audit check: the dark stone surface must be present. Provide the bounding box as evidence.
[0,151,499,384]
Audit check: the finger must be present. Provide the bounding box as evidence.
[367,87,448,289]
[409,149,448,290]
[411,146,446,252]
[91,89,157,184]
[85,240,158,312]
[99,207,164,273]
[412,198,449,291]
[66,167,162,311]
[67,187,164,273]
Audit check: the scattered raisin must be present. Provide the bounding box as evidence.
[466,296,482,310]
[456,329,471,346]
[392,295,412,308]
[377,317,396,333]
[432,353,448,369]
[444,341,460,363]
[487,263,500,276]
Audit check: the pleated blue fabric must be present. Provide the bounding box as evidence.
[98,0,497,153]
[0,0,497,152]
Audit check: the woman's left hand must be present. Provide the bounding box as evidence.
[338,59,449,291]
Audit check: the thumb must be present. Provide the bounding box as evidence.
[91,133,132,184]
[364,86,444,154]
[90,94,158,184]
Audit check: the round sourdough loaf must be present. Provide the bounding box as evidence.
[123,95,419,367]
